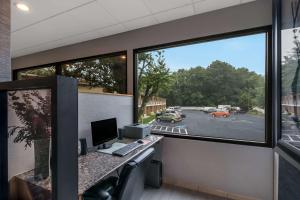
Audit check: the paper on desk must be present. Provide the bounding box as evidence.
[141,138,151,145]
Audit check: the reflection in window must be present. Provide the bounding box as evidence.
[281,0,300,150]
[16,66,56,80]
[136,33,267,142]
[62,55,127,94]
[8,89,52,199]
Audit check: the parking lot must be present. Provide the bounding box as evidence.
[151,110,265,142]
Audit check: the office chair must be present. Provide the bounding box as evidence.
[83,147,155,200]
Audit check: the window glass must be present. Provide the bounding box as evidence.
[16,66,56,80]
[62,54,127,94]
[8,89,53,199]
[136,33,267,142]
[281,0,300,150]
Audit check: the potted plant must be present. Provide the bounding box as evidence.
[8,90,52,180]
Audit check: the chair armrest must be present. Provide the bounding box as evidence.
[96,176,118,195]
[83,177,118,200]
[97,190,112,200]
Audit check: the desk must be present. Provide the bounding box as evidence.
[10,135,163,199]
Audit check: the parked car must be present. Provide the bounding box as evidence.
[165,110,186,119]
[156,113,181,123]
[174,106,182,112]
[166,107,175,112]
[203,107,217,113]
[156,111,163,117]
[231,107,241,112]
[211,111,230,118]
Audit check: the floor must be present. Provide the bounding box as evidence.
[141,185,227,200]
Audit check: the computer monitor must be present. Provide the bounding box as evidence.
[91,118,118,149]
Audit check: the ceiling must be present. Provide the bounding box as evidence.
[11,0,255,58]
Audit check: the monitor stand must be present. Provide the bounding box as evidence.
[98,143,112,149]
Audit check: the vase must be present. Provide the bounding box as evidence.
[34,138,50,180]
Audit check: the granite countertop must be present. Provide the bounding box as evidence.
[78,134,163,194]
[14,134,163,196]
[16,170,52,191]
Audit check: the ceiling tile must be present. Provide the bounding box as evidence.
[11,0,255,58]
[12,29,107,58]
[11,0,93,32]
[194,0,240,14]
[66,1,117,30]
[142,0,192,13]
[154,5,194,24]
[123,16,157,30]
[12,11,91,51]
[98,0,151,22]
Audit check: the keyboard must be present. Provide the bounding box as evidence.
[112,142,142,157]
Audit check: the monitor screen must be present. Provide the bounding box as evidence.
[91,118,118,146]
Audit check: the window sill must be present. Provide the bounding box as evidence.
[151,131,272,148]
[276,140,300,168]
[78,90,133,97]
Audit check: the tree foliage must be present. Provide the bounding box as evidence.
[63,57,127,93]
[18,66,56,79]
[138,50,265,116]
[137,51,171,118]
[157,60,264,111]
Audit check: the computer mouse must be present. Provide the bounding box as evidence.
[137,140,144,144]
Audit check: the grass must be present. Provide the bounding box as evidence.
[139,114,156,124]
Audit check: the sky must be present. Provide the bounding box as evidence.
[157,33,266,75]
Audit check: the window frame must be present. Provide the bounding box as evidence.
[133,26,273,148]
[13,51,128,94]
[273,0,300,165]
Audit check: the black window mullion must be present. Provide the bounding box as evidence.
[56,64,62,76]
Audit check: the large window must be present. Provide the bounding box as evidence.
[135,28,271,146]
[61,55,127,94]
[14,52,127,94]
[16,66,56,80]
[279,0,300,155]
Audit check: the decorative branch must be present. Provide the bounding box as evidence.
[8,90,51,149]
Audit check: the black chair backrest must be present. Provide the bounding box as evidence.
[116,148,155,200]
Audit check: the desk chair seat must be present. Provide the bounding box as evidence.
[83,147,155,200]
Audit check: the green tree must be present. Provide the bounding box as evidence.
[137,51,170,119]
[18,66,56,80]
[63,57,126,93]
[157,60,265,111]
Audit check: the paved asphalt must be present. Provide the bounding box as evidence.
[152,110,265,142]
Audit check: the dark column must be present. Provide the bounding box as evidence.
[0,0,11,82]
[0,1,10,199]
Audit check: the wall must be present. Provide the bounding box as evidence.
[78,93,133,147]
[162,138,273,200]
[12,0,272,94]
[0,0,11,82]
[11,0,274,199]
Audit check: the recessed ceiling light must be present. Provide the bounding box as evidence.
[120,55,126,60]
[15,2,30,12]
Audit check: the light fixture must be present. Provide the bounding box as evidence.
[120,55,126,60]
[15,2,30,12]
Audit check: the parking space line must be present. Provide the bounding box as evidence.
[151,124,188,135]
[184,129,188,135]
[287,135,294,141]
